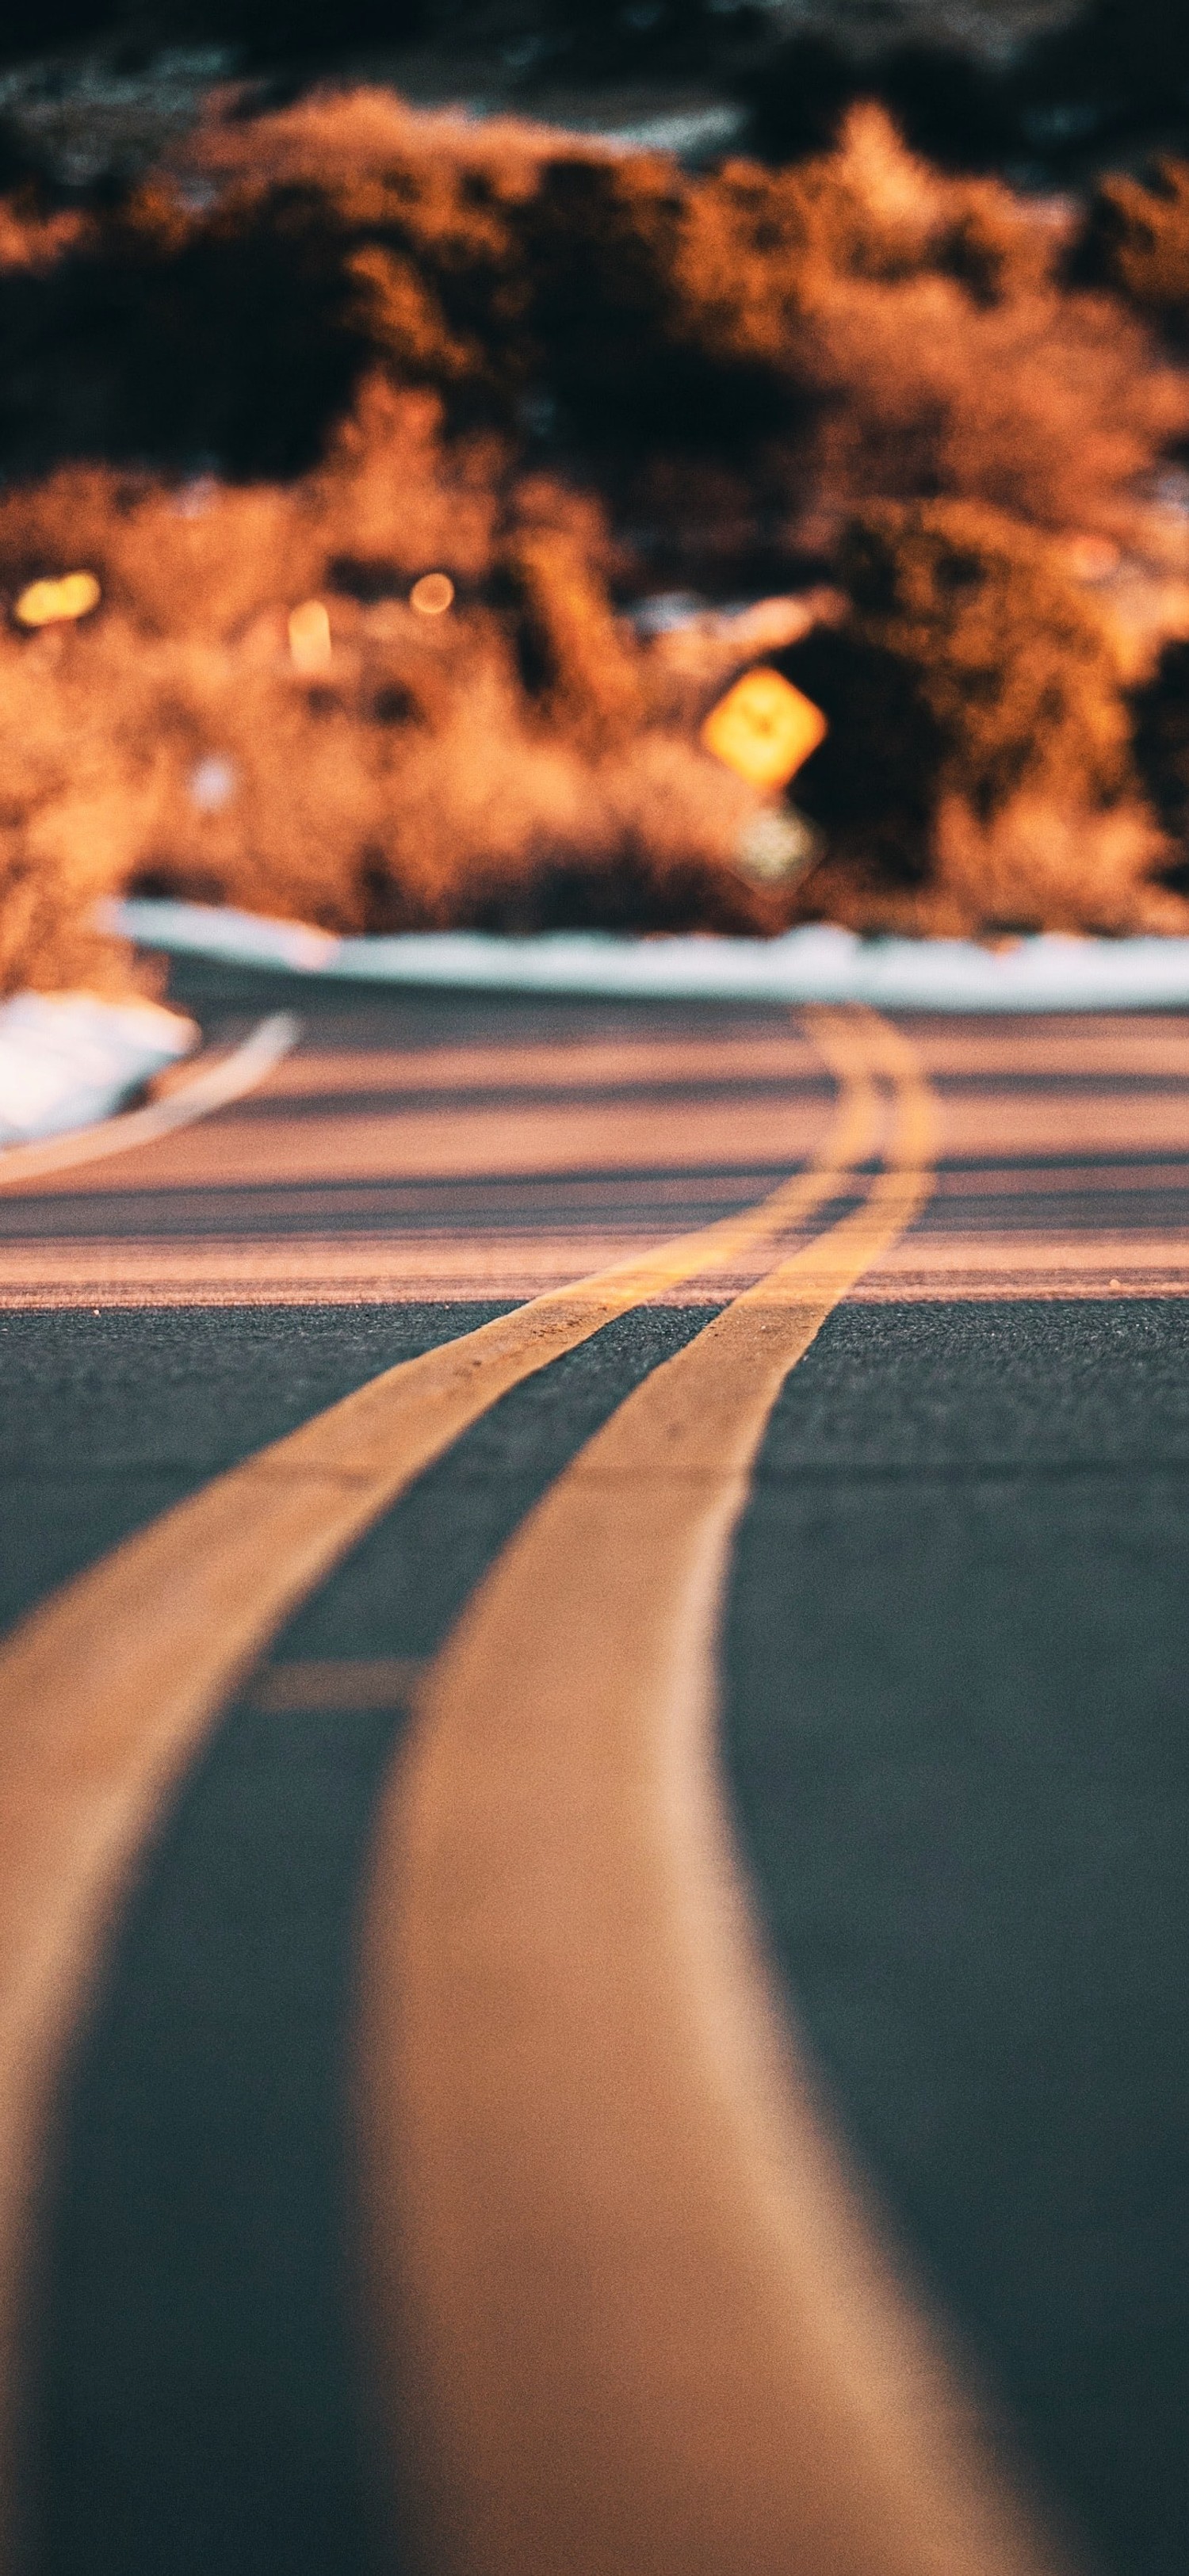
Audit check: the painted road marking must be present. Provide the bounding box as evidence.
[10,1010,1189,1315]
[0,1014,300,1189]
[0,1005,889,2559]
[246,1657,426,1712]
[360,1019,1069,2576]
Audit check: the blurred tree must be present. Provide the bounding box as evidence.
[1132,640,1189,877]
[1075,159,1189,342]
[742,34,1018,174]
[777,499,1134,877]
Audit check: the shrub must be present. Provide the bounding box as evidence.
[0,380,791,986]
[924,794,1175,937]
[1076,160,1189,341]
[759,113,1187,543]
[6,98,1181,541]
[0,624,149,992]
[1131,639,1189,873]
[835,501,1133,820]
[741,33,1019,175]
[1,86,1188,972]
[740,2,1189,182]
[778,499,1150,916]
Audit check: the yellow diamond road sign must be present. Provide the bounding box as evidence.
[14,570,101,628]
[701,665,827,791]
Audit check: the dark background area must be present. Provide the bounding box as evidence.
[2,2,1189,189]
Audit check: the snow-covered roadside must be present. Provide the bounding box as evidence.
[108,895,1189,1015]
[0,991,197,1147]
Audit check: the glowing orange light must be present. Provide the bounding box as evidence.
[701,666,827,791]
[289,598,332,673]
[410,571,455,617]
[15,570,101,628]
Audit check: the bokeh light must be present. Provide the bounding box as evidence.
[14,571,101,629]
[410,573,455,617]
[288,599,333,673]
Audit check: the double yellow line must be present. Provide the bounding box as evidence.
[357,1022,1062,2576]
[0,1007,1063,2574]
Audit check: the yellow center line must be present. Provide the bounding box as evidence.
[0,1005,884,2560]
[358,1021,1072,2576]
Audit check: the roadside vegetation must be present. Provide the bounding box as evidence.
[5,55,1189,985]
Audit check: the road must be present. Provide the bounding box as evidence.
[0,958,1187,2576]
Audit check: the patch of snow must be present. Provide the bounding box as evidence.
[0,991,197,1147]
[101,897,338,973]
[106,897,1189,1013]
[579,103,746,155]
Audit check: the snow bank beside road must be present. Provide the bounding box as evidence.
[0,992,197,1147]
[109,896,1189,1015]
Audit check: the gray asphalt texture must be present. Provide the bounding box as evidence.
[725,1300,1189,2576]
[2,969,1186,2576]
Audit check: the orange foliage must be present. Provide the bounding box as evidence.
[1078,159,1189,341]
[1,90,1187,980]
[0,385,781,986]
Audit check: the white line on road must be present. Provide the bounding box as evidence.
[0,1014,300,1189]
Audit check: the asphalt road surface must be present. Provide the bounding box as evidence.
[1,956,1187,2576]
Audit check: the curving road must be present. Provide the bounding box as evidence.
[0,954,1187,2576]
